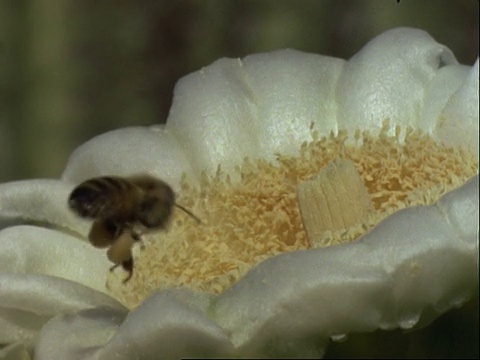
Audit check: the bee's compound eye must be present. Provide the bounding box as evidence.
[69,187,100,217]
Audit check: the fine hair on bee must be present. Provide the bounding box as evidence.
[68,174,201,283]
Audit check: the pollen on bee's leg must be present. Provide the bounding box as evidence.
[296,158,373,247]
[109,264,120,272]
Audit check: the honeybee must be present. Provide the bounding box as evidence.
[68,174,201,282]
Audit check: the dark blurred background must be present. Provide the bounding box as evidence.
[0,0,478,181]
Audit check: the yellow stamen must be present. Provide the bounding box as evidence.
[108,126,477,309]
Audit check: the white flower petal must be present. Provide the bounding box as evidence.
[241,50,344,155]
[36,289,234,360]
[419,64,470,134]
[62,126,198,190]
[0,180,88,236]
[337,27,458,135]
[0,226,113,293]
[0,274,126,345]
[60,29,475,183]
[436,59,479,155]
[34,307,126,360]
[362,175,478,324]
[211,175,478,357]
[167,49,345,175]
[167,57,264,175]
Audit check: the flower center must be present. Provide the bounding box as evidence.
[107,125,477,309]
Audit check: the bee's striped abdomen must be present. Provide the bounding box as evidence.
[68,176,135,219]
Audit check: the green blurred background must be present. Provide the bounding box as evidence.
[0,0,478,358]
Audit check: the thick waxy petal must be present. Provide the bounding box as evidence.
[435,59,479,154]
[34,307,126,360]
[419,65,470,135]
[0,274,126,345]
[167,50,344,175]
[60,29,474,182]
[337,27,458,135]
[241,51,343,156]
[62,126,197,190]
[0,226,112,292]
[0,180,88,235]
[35,289,233,360]
[167,57,264,176]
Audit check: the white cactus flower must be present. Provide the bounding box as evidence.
[0,27,478,359]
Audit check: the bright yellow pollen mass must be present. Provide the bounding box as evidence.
[107,125,478,309]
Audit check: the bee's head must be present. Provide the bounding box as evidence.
[68,186,103,218]
[137,194,175,228]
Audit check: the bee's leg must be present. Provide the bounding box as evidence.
[121,258,134,283]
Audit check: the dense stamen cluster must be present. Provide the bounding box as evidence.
[107,125,477,308]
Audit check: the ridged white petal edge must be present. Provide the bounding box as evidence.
[0,226,113,292]
[62,125,198,190]
[0,273,126,345]
[0,226,126,346]
[35,289,234,360]
[0,180,89,236]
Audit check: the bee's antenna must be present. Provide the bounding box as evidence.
[174,203,203,224]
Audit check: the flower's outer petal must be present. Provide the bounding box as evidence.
[35,289,234,360]
[34,307,126,360]
[0,274,126,345]
[419,65,470,135]
[362,175,478,328]
[0,179,88,236]
[167,49,345,175]
[62,125,197,190]
[242,50,344,156]
[97,289,234,359]
[59,28,474,182]
[437,175,478,244]
[337,27,458,136]
[166,57,264,176]
[211,175,478,357]
[0,226,112,293]
[435,58,479,156]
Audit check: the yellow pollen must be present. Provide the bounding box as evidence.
[107,124,478,308]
